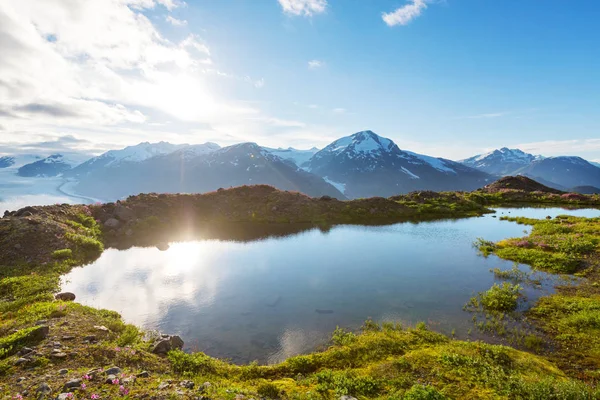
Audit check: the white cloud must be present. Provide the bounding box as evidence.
[382,0,427,27]
[308,59,324,69]
[332,108,346,114]
[278,0,327,17]
[166,15,187,26]
[0,0,301,152]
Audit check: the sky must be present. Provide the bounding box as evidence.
[0,0,599,161]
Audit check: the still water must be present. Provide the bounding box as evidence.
[61,207,600,364]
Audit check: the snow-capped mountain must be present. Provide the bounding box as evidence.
[17,153,90,177]
[67,141,192,178]
[591,161,600,168]
[306,130,492,198]
[71,142,344,200]
[460,148,543,176]
[515,156,600,189]
[261,147,319,168]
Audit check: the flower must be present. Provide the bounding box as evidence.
[91,395,100,400]
[112,378,119,385]
[83,374,92,380]
[81,383,87,390]
[66,394,74,399]
[119,385,130,396]
[13,395,23,400]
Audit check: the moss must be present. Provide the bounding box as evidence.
[466,282,522,312]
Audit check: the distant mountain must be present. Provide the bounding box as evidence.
[0,154,43,169]
[17,154,89,177]
[515,156,600,189]
[72,142,344,200]
[460,148,543,176]
[571,185,600,195]
[67,141,194,178]
[591,161,600,168]
[305,130,492,198]
[262,147,318,168]
[479,176,564,194]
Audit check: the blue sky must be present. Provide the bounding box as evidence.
[0,0,599,161]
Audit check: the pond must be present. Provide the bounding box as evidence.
[61,207,600,364]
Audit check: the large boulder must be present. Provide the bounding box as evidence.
[55,292,76,301]
[104,218,121,228]
[152,335,184,355]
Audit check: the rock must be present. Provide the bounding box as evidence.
[84,335,97,342]
[158,382,171,390]
[203,382,212,389]
[50,352,67,359]
[340,397,358,400]
[55,292,76,301]
[14,243,22,249]
[18,347,33,356]
[137,371,150,378]
[180,380,195,389]
[37,383,52,395]
[152,339,171,355]
[57,393,73,400]
[152,335,184,355]
[35,320,48,326]
[14,358,29,366]
[27,325,50,342]
[104,218,121,228]
[63,379,81,390]
[170,335,184,350]
[156,242,170,251]
[94,325,109,332]
[62,335,75,341]
[16,377,26,383]
[58,369,68,375]
[104,367,121,375]
[105,374,117,384]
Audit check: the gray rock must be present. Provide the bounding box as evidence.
[50,352,67,359]
[137,371,150,378]
[63,379,81,390]
[158,382,171,390]
[105,374,117,384]
[340,396,358,400]
[152,339,171,355]
[58,369,68,375]
[37,383,51,395]
[180,380,195,389]
[35,320,48,326]
[55,292,76,301]
[14,358,28,366]
[105,367,121,375]
[170,335,184,350]
[16,377,26,383]
[18,347,33,356]
[94,325,109,332]
[104,218,121,228]
[57,394,73,400]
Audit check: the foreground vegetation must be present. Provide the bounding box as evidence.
[476,214,600,383]
[1,182,600,398]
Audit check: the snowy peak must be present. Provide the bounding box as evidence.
[461,148,543,176]
[17,153,88,177]
[101,141,187,166]
[319,130,397,158]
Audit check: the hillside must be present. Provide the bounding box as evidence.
[479,176,564,194]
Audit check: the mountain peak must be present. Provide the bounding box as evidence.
[323,130,396,157]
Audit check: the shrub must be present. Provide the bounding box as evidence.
[332,327,357,346]
[257,382,280,399]
[51,248,73,260]
[468,283,522,312]
[403,384,447,400]
[116,324,140,347]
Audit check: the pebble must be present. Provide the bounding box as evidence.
[137,371,150,378]
[94,325,109,332]
[16,377,26,383]
[180,380,195,389]
[51,352,67,359]
[63,379,81,390]
[158,382,171,390]
[104,366,121,375]
[57,393,73,400]
[14,358,29,366]
[37,383,52,395]
[18,347,33,356]
[58,369,69,375]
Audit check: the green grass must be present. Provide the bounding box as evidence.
[467,282,523,313]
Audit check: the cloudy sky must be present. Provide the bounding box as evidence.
[0,0,599,161]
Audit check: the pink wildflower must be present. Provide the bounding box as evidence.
[112,378,119,385]
[91,395,100,400]
[83,374,92,380]
[119,385,130,396]
[81,383,87,390]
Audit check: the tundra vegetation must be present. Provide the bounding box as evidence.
[0,184,600,399]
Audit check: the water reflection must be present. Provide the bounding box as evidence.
[61,207,600,364]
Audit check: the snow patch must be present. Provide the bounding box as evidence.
[401,167,420,179]
[323,176,346,194]
[403,151,456,174]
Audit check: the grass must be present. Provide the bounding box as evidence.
[1,190,600,398]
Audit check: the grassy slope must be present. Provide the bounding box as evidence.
[1,186,600,399]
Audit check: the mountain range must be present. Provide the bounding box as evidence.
[2,131,600,200]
